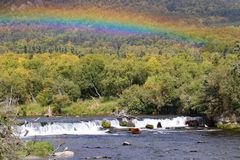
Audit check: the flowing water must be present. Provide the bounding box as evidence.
[16,116,240,160]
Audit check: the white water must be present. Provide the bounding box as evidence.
[16,117,198,137]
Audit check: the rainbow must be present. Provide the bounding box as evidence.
[0,7,205,45]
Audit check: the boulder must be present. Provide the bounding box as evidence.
[197,141,207,144]
[40,122,48,127]
[157,122,162,128]
[101,121,111,128]
[86,156,112,159]
[122,141,131,146]
[185,120,199,127]
[119,120,135,127]
[145,124,154,129]
[128,128,140,134]
[119,121,128,127]
[54,151,74,159]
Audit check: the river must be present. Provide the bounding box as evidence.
[16,116,240,160]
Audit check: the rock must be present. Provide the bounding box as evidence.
[146,124,154,129]
[54,151,74,159]
[119,121,128,127]
[119,120,135,127]
[128,128,140,134]
[189,150,198,153]
[122,141,131,146]
[86,156,111,159]
[101,121,111,128]
[40,122,48,127]
[197,141,207,144]
[157,122,162,128]
[94,146,101,149]
[186,120,199,127]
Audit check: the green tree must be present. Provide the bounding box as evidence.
[74,55,105,98]
[52,94,71,114]
[36,88,54,106]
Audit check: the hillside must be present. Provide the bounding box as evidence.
[1,0,240,25]
[0,0,240,55]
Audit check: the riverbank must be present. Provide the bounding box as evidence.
[18,141,54,159]
[16,98,118,117]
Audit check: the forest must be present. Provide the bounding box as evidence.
[0,51,239,119]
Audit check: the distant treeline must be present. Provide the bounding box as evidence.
[0,52,239,117]
[0,28,239,57]
[0,30,195,55]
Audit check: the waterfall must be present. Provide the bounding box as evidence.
[16,116,201,137]
[16,120,106,137]
[132,117,189,128]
